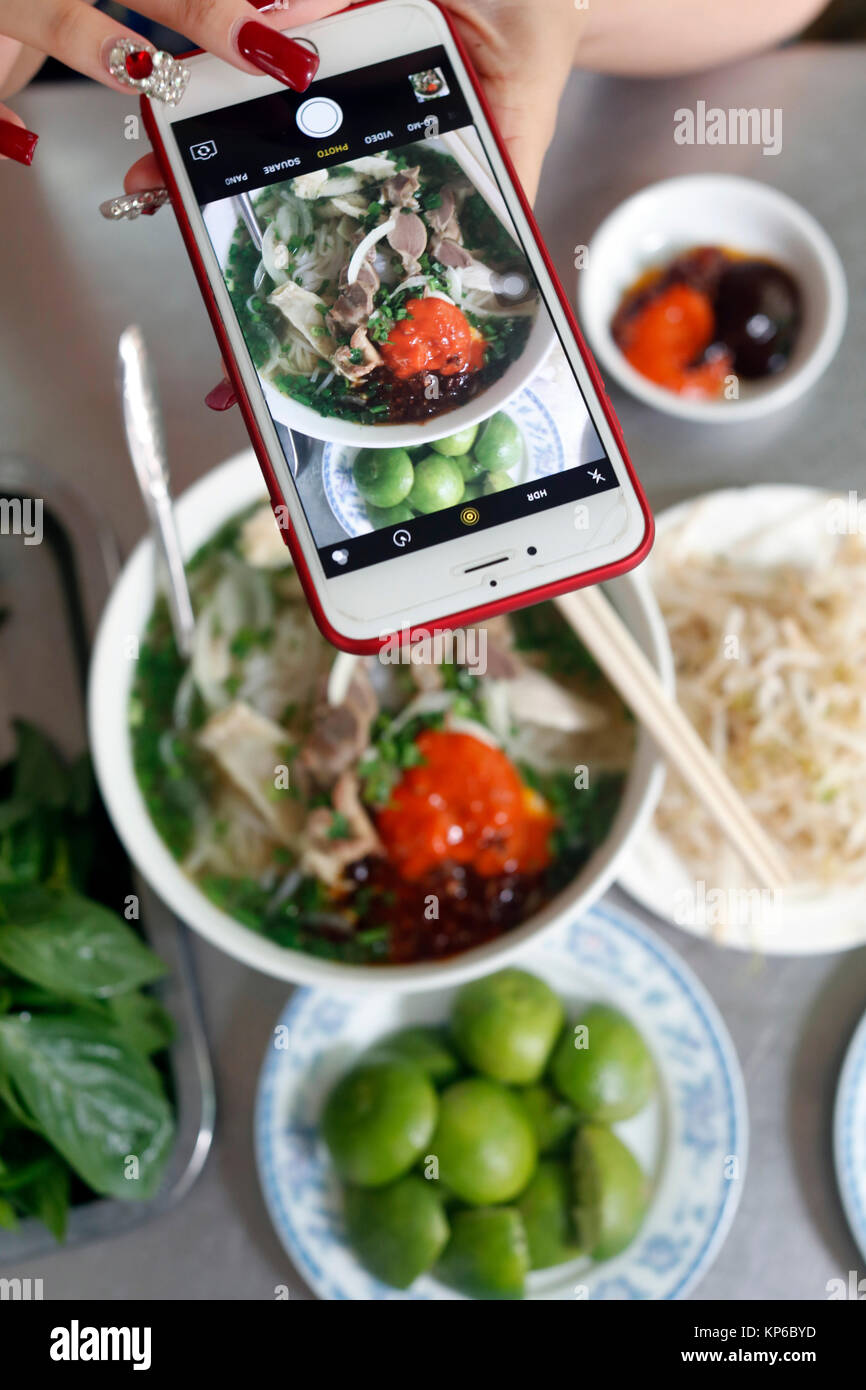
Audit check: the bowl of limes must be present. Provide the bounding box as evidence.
[255,906,747,1300]
[321,388,569,538]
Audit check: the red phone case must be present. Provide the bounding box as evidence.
[142,0,653,654]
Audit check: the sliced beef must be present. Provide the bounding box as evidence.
[382,166,421,209]
[327,278,375,334]
[300,770,383,888]
[430,237,473,269]
[386,211,428,274]
[425,184,462,243]
[298,664,378,788]
[333,326,383,384]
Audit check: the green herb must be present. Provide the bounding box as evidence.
[228,625,274,659]
[510,604,602,681]
[328,812,352,841]
[0,724,176,1239]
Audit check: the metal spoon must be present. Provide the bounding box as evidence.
[117,325,196,659]
[236,191,263,252]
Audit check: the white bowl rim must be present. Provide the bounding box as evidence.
[578,173,848,424]
[88,450,671,992]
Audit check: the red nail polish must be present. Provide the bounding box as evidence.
[0,120,38,166]
[236,22,319,91]
[205,379,238,411]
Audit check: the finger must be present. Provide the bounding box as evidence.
[205,378,238,410]
[136,0,337,90]
[1,0,190,100]
[124,153,164,193]
[0,100,38,164]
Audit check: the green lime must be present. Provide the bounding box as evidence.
[462,479,484,501]
[474,412,522,471]
[550,1003,656,1121]
[451,968,564,1084]
[439,1207,529,1299]
[517,1084,578,1155]
[456,452,488,482]
[344,1176,449,1289]
[516,1159,582,1269]
[366,502,414,527]
[322,1058,437,1187]
[482,470,513,495]
[431,1077,537,1205]
[407,455,465,514]
[368,1026,460,1087]
[572,1124,650,1260]
[431,425,478,457]
[353,447,414,508]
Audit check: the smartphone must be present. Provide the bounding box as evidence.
[143,0,652,653]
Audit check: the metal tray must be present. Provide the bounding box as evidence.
[0,453,215,1260]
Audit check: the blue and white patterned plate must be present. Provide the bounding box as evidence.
[321,386,566,538]
[255,902,747,1300]
[834,1010,866,1263]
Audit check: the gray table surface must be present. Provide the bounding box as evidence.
[2,41,865,1301]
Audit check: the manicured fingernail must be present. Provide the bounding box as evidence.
[0,120,38,166]
[104,37,190,106]
[235,22,319,91]
[99,187,169,220]
[205,379,238,411]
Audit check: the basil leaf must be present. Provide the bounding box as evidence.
[0,888,165,998]
[108,991,175,1056]
[13,1156,70,1242]
[0,1194,18,1230]
[0,723,70,833]
[0,1013,174,1200]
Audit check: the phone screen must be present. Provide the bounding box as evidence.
[173,44,620,578]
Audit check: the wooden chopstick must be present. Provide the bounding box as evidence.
[555,587,793,890]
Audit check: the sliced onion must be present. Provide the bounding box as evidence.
[261,222,289,286]
[346,216,397,285]
[444,266,463,301]
[387,274,428,300]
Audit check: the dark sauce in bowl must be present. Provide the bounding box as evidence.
[611,246,803,398]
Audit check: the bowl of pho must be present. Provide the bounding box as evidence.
[89,452,671,990]
[205,134,556,446]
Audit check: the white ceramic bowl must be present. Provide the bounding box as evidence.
[89,450,672,992]
[203,181,555,448]
[579,175,847,423]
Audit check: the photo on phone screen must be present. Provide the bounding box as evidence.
[172,44,623,582]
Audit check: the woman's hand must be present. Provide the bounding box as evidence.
[121,0,585,203]
[0,0,343,160]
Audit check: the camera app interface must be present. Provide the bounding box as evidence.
[174,46,619,576]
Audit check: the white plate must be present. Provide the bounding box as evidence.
[834,1010,866,1265]
[618,484,866,954]
[321,385,566,537]
[254,903,747,1300]
[579,175,847,423]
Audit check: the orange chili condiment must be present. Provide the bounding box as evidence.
[376,729,555,882]
[379,297,485,379]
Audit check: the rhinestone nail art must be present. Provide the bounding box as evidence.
[107,39,190,106]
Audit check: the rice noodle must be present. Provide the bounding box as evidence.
[652,527,866,888]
